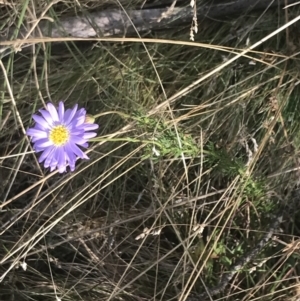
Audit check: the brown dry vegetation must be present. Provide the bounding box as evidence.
[1,1,300,301]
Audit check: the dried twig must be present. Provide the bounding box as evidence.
[186,213,284,301]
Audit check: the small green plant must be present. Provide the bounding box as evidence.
[205,141,267,202]
[205,142,243,178]
[135,114,200,159]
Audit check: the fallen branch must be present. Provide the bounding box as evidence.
[0,0,297,53]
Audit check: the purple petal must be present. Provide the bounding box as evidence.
[70,136,87,145]
[74,124,98,133]
[58,101,65,122]
[65,144,76,161]
[39,109,53,124]
[32,115,51,130]
[33,145,45,152]
[65,145,77,171]
[31,123,47,132]
[55,148,66,173]
[58,165,66,173]
[69,164,75,172]
[64,104,78,125]
[83,123,99,131]
[34,138,53,148]
[49,156,58,171]
[32,137,43,143]
[73,108,86,120]
[27,128,48,139]
[75,116,86,126]
[63,109,72,120]
[44,151,55,168]
[68,142,89,159]
[50,159,58,171]
[68,130,85,137]
[73,109,86,126]
[47,103,59,122]
[38,146,55,163]
[33,142,49,153]
[83,132,97,139]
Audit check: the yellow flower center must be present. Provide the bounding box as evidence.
[49,125,69,146]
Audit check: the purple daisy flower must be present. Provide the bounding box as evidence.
[27,101,98,173]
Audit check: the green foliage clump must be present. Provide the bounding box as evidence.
[135,114,200,159]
